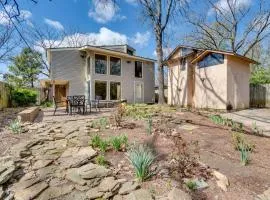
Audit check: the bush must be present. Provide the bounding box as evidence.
[11,88,37,107]
[9,119,22,134]
[127,144,155,182]
[110,135,128,151]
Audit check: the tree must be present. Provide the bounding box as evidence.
[182,0,270,56]
[6,48,42,88]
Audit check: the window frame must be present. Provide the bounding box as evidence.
[133,81,144,103]
[109,56,122,76]
[86,56,91,79]
[109,81,122,101]
[94,80,108,100]
[135,61,143,78]
[94,53,108,75]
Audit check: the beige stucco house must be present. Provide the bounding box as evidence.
[165,45,257,110]
[41,45,155,104]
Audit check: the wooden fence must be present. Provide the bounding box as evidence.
[250,84,270,108]
[0,81,10,110]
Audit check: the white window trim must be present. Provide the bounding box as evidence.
[94,53,108,75]
[135,61,143,79]
[133,81,144,103]
[94,79,108,100]
[109,81,122,101]
[109,56,122,77]
[86,56,91,80]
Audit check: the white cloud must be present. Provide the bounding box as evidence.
[153,47,173,59]
[0,6,32,26]
[208,0,251,15]
[125,0,137,6]
[88,0,126,23]
[44,18,64,30]
[131,31,151,46]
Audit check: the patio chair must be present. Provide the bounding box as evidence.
[52,96,64,116]
[69,95,85,115]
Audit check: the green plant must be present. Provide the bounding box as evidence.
[99,140,110,152]
[90,117,109,130]
[11,88,37,107]
[251,122,263,135]
[127,144,155,182]
[41,100,53,108]
[239,141,250,166]
[231,132,255,152]
[146,115,153,135]
[90,134,102,148]
[209,115,224,125]
[9,119,22,134]
[95,154,107,166]
[110,135,128,151]
[185,180,197,191]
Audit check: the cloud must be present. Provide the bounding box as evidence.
[125,0,137,6]
[34,27,128,51]
[88,0,126,23]
[153,47,173,59]
[0,6,32,26]
[208,0,251,15]
[44,18,64,30]
[131,31,151,46]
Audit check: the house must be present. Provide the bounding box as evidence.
[164,45,258,110]
[41,45,155,104]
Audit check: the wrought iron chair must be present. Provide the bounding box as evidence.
[69,95,85,115]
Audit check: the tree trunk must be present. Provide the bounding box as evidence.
[155,29,165,104]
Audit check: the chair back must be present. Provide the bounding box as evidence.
[73,95,85,106]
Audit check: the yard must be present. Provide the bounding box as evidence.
[0,104,270,200]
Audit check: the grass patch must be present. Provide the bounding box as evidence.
[110,135,128,151]
[90,134,109,152]
[95,154,107,166]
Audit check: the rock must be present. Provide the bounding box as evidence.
[126,189,153,200]
[12,177,41,191]
[0,158,16,184]
[178,124,198,131]
[255,187,270,200]
[98,177,121,193]
[119,181,140,195]
[86,187,104,199]
[75,185,90,191]
[36,165,58,180]
[113,195,124,200]
[32,160,53,170]
[0,187,4,199]
[58,147,97,169]
[14,181,48,200]
[38,184,74,200]
[78,163,111,179]
[212,170,229,192]
[66,168,86,186]
[168,188,191,200]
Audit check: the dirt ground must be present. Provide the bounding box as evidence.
[1,106,270,199]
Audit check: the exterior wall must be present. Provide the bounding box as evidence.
[227,55,250,109]
[50,50,86,96]
[193,56,228,109]
[50,49,155,104]
[168,60,188,106]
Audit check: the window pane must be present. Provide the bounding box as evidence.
[95,81,107,100]
[110,57,121,76]
[87,57,90,75]
[198,53,224,68]
[110,82,121,100]
[95,54,107,74]
[135,61,142,78]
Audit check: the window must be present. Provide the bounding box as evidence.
[135,61,142,78]
[110,82,121,100]
[198,53,224,68]
[135,82,143,99]
[95,54,107,74]
[95,81,107,100]
[87,57,90,76]
[110,57,121,76]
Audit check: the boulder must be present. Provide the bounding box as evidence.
[212,170,229,192]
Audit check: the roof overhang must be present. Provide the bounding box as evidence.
[40,79,69,87]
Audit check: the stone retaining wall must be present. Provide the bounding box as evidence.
[18,107,40,122]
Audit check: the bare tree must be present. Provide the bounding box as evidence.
[182,0,270,56]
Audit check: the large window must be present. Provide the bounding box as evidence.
[135,61,142,78]
[95,54,107,74]
[198,53,224,68]
[86,57,90,76]
[110,82,121,100]
[110,57,121,76]
[95,81,107,100]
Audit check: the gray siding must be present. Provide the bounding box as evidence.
[50,49,155,103]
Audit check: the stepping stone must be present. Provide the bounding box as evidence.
[38,184,74,200]
[168,188,191,200]
[86,187,104,199]
[118,181,140,195]
[66,168,86,186]
[14,181,48,200]
[178,124,198,131]
[98,177,120,193]
[126,189,153,200]
[32,160,53,170]
[0,158,16,184]
[78,163,111,179]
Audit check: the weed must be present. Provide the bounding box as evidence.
[209,115,224,125]
[146,115,153,135]
[239,141,250,166]
[231,132,255,152]
[95,154,107,166]
[185,180,197,191]
[110,135,128,151]
[90,134,102,148]
[8,119,22,134]
[127,144,155,182]
[99,140,110,152]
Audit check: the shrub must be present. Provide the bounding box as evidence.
[41,100,53,108]
[127,144,155,182]
[95,154,107,166]
[9,119,22,134]
[110,135,128,151]
[11,88,37,107]
[185,180,197,191]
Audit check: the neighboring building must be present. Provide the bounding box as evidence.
[41,45,155,104]
[164,45,258,110]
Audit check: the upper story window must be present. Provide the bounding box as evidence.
[198,53,224,68]
[110,57,121,76]
[95,54,107,74]
[135,61,142,78]
[87,57,90,76]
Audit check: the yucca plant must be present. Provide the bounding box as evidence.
[9,119,22,134]
[239,141,250,166]
[127,144,155,182]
